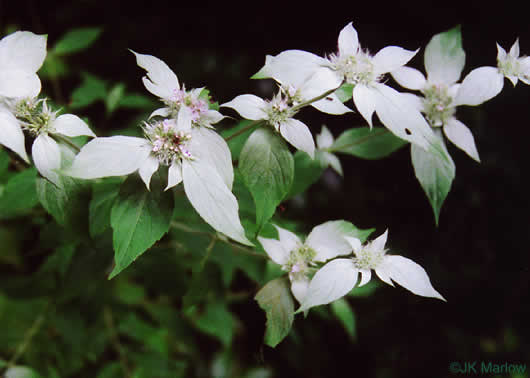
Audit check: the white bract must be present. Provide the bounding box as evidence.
[298,230,445,312]
[132,51,224,127]
[0,31,46,98]
[258,221,354,304]
[0,31,95,186]
[253,22,438,151]
[392,29,505,162]
[497,39,530,86]
[316,125,342,176]
[221,88,316,158]
[65,105,250,246]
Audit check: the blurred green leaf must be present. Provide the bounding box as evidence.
[330,127,407,159]
[330,298,356,340]
[193,301,235,347]
[0,168,38,219]
[255,276,294,348]
[287,150,325,198]
[118,93,158,109]
[89,178,122,238]
[69,72,107,109]
[106,83,126,114]
[53,27,102,55]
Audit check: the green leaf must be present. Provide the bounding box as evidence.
[53,27,102,55]
[39,52,69,79]
[411,139,455,226]
[239,128,294,230]
[425,25,464,85]
[109,173,174,278]
[89,178,123,238]
[287,150,325,198]
[220,120,260,160]
[36,176,90,230]
[334,83,354,103]
[0,168,38,219]
[118,93,158,109]
[0,148,10,177]
[254,276,294,348]
[340,221,375,243]
[193,301,235,347]
[69,72,107,109]
[330,127,408,159]
[106,83,126,114]
[330,298,356,340]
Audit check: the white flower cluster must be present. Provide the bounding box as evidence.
[259,223,444,313]
[0,31,95,186]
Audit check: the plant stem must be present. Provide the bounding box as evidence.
[4,301,50,371]
[224,120,263,141]
[103,306,131,378]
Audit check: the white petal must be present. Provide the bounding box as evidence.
[166,160,183,190]
[352,84,377,128]
[149,107,171,119]
[443,118,480,162]
[53,114,95,137]
[373,84,435,150]
[375,267,394,287]
[316,125,334,149]
[138,155,159,190]
[290,276,310,304]
[378,255,445,300]
[253,50,329,87]
[358,269,372,287]
[0,110,28,162]
[425,31,466,85]
[320,151,343,176]
[176,106,192,132]
[188,127,234,189]
[221,94,267,121]
[279,118,315,158]
[0,69,41,98]
[372,46,418,76]
[344,236,362,255]
[202,109,225,125]
[305,220,354,262]
[274,224,302,253]
[370,229,388,252]
[131,50,179,100]
[391,66,426,90]
[32,134,62,186]
[257,236,290,266]
[311,93,353,115]
[299,67,343,102]
[0,31,47,72]
[496,43,507,61]
[298,258,358,312]
[182,159,252,246]
[338,22,359,56]
[454,66,504,106]
[65,136,151,179]
[400,92,424,112]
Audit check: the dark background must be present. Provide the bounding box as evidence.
[2,1,529,377]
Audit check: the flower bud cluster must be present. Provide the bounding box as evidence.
[329,50,378,86]
[284,244,317,281]
[165,87,209,123]
[143,119,193,165]
[13,98,58,136]
[422,84,456,127]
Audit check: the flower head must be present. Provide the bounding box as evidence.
[258,221,354,303]
[315,125,342,176]
[221,90,316,158]
[392,27,505,162]
[297,229,445,313]
[497,39,530,86]
[131,51,223,127]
